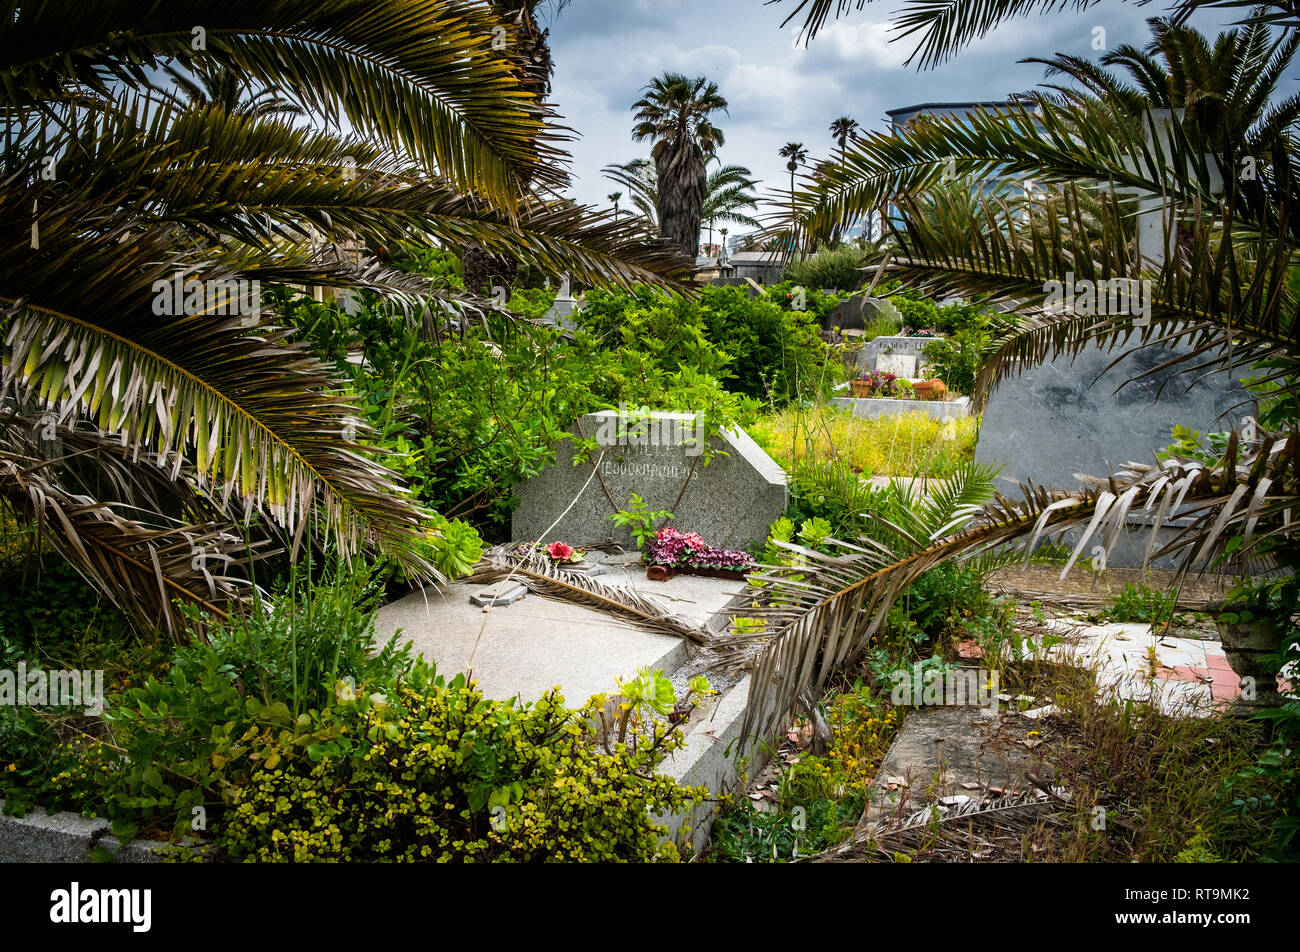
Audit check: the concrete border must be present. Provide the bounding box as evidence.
[831,395,971,420]
[0,801,166,863]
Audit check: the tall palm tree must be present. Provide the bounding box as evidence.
[601,160,760,234]
[779,142,810,255]
[632,73,729,257]
[829,115,860,162]
[0,1,689,635]
[735,6,1300,740]
[829,116,862,235]
[608,191,623,220]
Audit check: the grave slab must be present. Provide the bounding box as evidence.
[375,554,748,705]
[830,394,970,420]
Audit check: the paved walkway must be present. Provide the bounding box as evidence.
[1013,618,1294,717]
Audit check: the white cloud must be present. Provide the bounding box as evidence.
[810,18,911,71]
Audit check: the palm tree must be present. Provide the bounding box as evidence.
[829,115,863,236]
[703,164,763,230]
[632,73,729,257]
[601,159,760,237]
[608,191,623,220]
[829,115,859,163]
[779,142,810,255]
[735,6,1300,740]
[0,1,690,635]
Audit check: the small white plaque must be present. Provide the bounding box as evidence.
[875,353,917,378]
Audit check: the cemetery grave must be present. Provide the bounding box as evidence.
[4,1,1297,876]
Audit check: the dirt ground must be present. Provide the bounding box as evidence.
[986,564,1232,610]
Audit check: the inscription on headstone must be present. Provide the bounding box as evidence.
[856,335,936,373]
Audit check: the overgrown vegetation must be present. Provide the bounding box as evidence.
[0,561,705,861]
[751,406,978,479]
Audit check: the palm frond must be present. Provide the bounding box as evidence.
[0,0,563,212]
[477,549,719,645]
[732,430,1298,746]
[0,451,274,635]
[812,787,1069,862]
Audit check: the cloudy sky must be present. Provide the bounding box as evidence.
[540,0,1297,231]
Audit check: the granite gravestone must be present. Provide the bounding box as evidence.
[976,339,1255,567]
[856,336,936,374]
[512,410,788,550]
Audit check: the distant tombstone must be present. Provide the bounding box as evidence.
[876,353,917,378]
[824,296,866,331]
[542,273,579,330]
[976,338,1255,568]
[856,335,935,373]
[512,409,788,550]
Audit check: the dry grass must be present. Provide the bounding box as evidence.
[751,405,979,478]
[820,660,1278,863]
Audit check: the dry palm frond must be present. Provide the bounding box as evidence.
[476,549,718,646]
[810,788,1071,863]
[734,431,1298,746]
[0,453,275,635]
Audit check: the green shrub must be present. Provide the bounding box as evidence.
[7,566,418,836]
[764,281,845,328]
[783,244,876,293]
[211,678,704,862]
[880,282,996,336]
[187,561,413,716]
[1104,582,1177,626]
[923,331,989,395]
[577,284,834,407]
[506,287,557,320]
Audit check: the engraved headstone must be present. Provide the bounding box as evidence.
[856,335,936,373]
[512,409,788,550]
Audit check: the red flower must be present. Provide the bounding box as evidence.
[546,542,575,560]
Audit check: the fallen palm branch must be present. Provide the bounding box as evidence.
[731,431,1299,747]
[474,548,718,646]
[809,788,1072,863]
